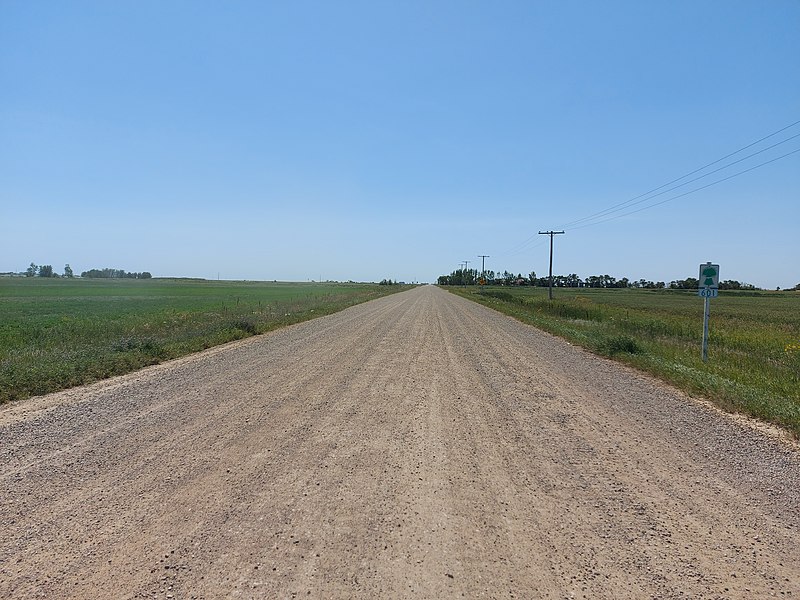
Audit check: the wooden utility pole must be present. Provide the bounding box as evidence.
[478,255,490,280]
[538,231,565,300]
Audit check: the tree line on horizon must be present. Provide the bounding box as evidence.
[437,268,766,290]
[21,263,151,279]
[81,268,152,279]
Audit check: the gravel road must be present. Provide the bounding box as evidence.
[2,285,799,599]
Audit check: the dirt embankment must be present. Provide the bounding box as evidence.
[1,285,798,598]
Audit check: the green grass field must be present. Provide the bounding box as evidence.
[0,278,409,403]
[450,286,800,437]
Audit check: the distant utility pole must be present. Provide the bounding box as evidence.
[538,230,565,300]
[463,260,471,286]
[478,255,490,280]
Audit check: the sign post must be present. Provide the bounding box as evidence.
[698,262,719,362]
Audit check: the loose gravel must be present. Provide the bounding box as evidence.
[1,285,798,598]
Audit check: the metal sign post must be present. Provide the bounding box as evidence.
[702,293,711,362]
[698,262,720,362]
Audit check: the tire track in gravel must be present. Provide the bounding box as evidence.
[1,285,798,599]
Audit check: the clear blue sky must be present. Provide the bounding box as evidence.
[2,1,798,287]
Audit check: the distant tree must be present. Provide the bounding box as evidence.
[717,280,759,291]
[633,279,661,289]
[585,274,617,288]
[26,262,37,277]
[670,277,699,290]
[80,267,151,279]
[437,268,480,285]
[586,275,602,288]
[38,265,54,278]
[684,277,699,289]
[63,264,74,278]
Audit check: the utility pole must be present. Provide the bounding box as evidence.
[478,255,490,281]
[538,231,565,300]
[463,260,471,286]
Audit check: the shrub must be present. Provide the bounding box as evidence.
[231,319,258,335]
[597,335,643,356]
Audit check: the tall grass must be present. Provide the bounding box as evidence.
[0,279,410,403]
[453,286,800,437]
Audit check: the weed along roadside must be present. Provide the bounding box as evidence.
[0,278,414,404]
[447,285,800,438]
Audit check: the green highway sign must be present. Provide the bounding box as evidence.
[699,262,720,289]
[698,261,719,363]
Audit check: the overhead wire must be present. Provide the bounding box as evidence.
[503,237,548,258]
[497,233,548,258]
[569,146,800,231]
[481,119,800,266]
[558,130,800,229]
[555,119,800,230]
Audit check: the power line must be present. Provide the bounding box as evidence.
[496,231,540,257]
[569,146,800,230]
[482,119,800,267]
[559,131,800,229]
[504,238,547,258]
[556,119,800,230]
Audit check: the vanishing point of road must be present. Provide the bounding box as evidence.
[2,285,798,598]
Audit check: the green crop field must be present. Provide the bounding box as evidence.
[450,286,800,437]
[0,278,410,403]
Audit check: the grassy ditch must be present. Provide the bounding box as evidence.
[0,278,412,403]
[449,286,800,438]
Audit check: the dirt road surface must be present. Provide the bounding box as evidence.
[2,285,799,599]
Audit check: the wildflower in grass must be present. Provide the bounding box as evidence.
[786,342,800,354]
